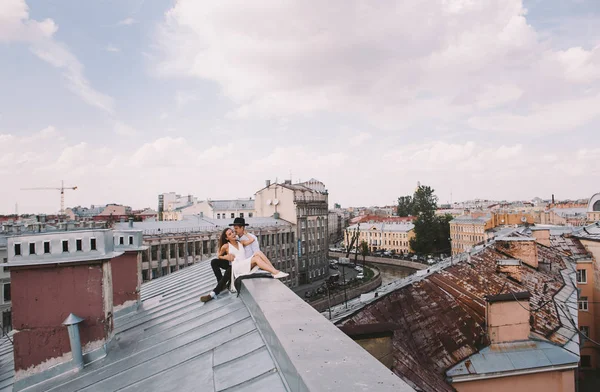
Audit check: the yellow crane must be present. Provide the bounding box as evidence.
[21,180,78,215]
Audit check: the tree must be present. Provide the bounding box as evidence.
[397,196,414,217]
[408,185,450,255]
[359,241,369,268]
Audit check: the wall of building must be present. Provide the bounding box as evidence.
[575,253,600,370]
[486,300,530,343]
[453,369,575,392]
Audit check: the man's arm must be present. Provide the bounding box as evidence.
[238,235,255,247]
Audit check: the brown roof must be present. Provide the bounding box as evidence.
[340,241,569,392]
[550,234,590,257]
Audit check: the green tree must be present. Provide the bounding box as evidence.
[397,196,414,217]
[408,185,451,255]
[359,240,369,268]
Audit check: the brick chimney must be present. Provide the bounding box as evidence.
[531,229,551,247]
[7,230,119,387]
[495,259,522,282]
[485,292,530,344]
[496,238,539,268]
[112,230,146,314]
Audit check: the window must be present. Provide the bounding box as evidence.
[240,213,244,218]
[579,296,589,311]
[119,236,124,245]
[249,213,253,218]
[129,236,134,245]
[3,284,10,303]
[90,238,97,251]
[581,355,592,368]
[580,326,590,338]
[44,241,51,254]
[217,213,221,219]
[577,269,587,284]
[29,242,35,255]
[231,213,235,219]
[76,239,83,251]
[62,240,69,253]
[14,244,21,256]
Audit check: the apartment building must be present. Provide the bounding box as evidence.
[344,222,415,255]
[255,179,328,285]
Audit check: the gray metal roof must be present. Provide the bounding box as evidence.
[446,339,579,378]
[210,199,255,211]
[450,215,490,225]
[347,223,414,232]
[572,221,600,241]
[8,261,289,392]
[0,335,14,392]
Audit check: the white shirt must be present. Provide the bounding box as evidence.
[238,233,260,258]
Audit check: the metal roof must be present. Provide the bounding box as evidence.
[6,262,289,392]
[347,223,414,232]
[337,239,578,392]
[114,217,293,235]
[572,221,600,241]
[446,340,579,378]
[209,199,255,211]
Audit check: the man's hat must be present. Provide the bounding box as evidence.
[229,217,249,227]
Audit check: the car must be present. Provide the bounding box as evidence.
[354,265,363,272]
[356,273,365,279]
[329,264,338,270]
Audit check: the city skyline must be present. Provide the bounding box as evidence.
[1,0,599,214]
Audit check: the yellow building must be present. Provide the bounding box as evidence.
[344,223,414,255]
[588,193,600,222]
[450,215,494,255]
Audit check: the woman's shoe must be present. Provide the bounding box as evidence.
[273,271,289,279]
[200,294,213,302]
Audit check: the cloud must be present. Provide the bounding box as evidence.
[0,0,114,113]
[175,91,198,107]
[105,44,120,53]
[349,132,372,146]
[118,17,136,26]
[114,121,139,137]
[156,0,600,135]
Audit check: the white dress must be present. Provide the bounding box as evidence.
[228,242,260,291]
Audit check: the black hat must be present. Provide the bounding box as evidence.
[229,217,249,227]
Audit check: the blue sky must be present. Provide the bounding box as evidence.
[0,0,599,214]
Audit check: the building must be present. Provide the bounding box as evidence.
[344,222,415,255]
[2,229,410,391]
[160,198,255,221]
[450,215,493,255]
[328,208,350,244]
[539,208,588,226]
[588,193,600,222]
[336,234,580,392]
[114,216,299,287]
[254,179,329,285]
[0,236,10,334]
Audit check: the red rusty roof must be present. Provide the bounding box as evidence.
[341,240,570,392]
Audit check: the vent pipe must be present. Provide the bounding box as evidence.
[128,218,134,228]
[266,180,271,187]
[62,313,85,370]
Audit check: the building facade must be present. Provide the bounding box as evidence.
[344,223,415,255]
[588,193,600,222]
[450,215,493,255]
[115,217,299,287]
[254,179,328,285]
[161,199,255,221]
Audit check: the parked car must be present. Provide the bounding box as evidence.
[356,273,365,279]
[354,265,363,272]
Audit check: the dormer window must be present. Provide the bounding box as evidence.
[14,243,21,256]
[119,236,124,245]
[29,242,36,255]
[76,239,83,251]
[90,238,97,251]
[62,240,69,253]
[44,241,51,254]
[129,236,134,245]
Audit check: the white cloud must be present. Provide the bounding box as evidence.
[0,0,114,113]
[118,17,136,26]
[156,0,600,134]
[105,44,120,53]
[175,91,198,107]
[114,121,139,137]
[349,132,372,147]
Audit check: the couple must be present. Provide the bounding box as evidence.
[200,217,288,302]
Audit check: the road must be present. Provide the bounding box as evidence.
[292,264,360,298]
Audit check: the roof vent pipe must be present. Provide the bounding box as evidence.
[62,313,85,370]
[128,217,134,228]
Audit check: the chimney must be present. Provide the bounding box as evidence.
[7,230,116,388]
[111,230,144,315]
[552,194,555,205]
[496,238,539,268]
[128,218,134,228]
[266,179,271,187]
[485,292,531,344]
[531,229,551,247]
[284,179,292,185]
[495,259,521,282]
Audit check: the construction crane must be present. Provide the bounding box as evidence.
[21,180,78,216]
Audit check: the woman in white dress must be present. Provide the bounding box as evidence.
[217,228,288,291]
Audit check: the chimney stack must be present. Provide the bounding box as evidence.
[552,194,555,205]
[485,292,531,344]
[496,238,539,269]
[266,179,271,187]
[7,230,117,388]
[112,230,145,315]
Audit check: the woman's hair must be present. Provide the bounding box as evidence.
[218,228,232,250]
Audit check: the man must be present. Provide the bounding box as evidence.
[201,217,260,302]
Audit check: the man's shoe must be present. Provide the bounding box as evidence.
[273,271,289,279]
[200,294,213,302]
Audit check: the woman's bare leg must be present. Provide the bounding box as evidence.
[251,255,279,275]
[253,251,276,270]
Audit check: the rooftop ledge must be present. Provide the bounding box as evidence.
[240,278,414,392]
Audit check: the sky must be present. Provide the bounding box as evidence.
[0,0,599,214]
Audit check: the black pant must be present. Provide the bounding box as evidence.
[211,258,232,295]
